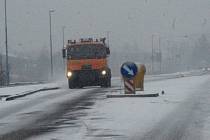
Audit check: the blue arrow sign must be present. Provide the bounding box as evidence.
[120,62,138,79]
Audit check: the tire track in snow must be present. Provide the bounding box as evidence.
[0,87,107,140]
[134,80,210,140]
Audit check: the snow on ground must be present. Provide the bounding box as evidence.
[0,69,206,99]
[201,81,210,140]
[0,79,97,135]
[0,71,209,139]
[0,81,64,120]
[0,88,96,135]
[0,82,63,97]
[28,74,210,140]
[203,116,210,139]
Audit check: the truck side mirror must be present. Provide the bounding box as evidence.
[106,48,110,55]
[62,48,66,58]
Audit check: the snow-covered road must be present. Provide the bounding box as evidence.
[30,75,210,140]
[137,76,210,140]
[0,81,98,137]
[0,72,209,140]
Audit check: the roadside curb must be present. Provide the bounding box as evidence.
[5,87,60,101]
[107,93,159,98]
[9,82,45,87]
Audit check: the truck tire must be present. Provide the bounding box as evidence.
[77,83,83,88]
[101,78,111,88]
[68,79,75,89]
[106,78,111,87]
[107,78,112,87]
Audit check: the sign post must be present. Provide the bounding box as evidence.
[124,79,135,94]
[120,62,138,94]
[106,62,159,98]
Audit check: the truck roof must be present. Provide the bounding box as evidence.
[67,38,107,47]
[69,42,104,46]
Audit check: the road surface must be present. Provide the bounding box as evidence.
[0,73,209,140]
[135,78,210,140]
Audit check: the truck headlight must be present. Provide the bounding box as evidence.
[101,70,106,75]
[67,71,72,78]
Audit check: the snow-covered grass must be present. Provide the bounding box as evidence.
[29,74,210,140]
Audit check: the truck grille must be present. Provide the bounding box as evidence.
[78,70,98,82]
[81,64,92,70]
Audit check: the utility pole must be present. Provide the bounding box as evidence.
[62,26,65,49]
[106,31,110,47]
[62,26,66,72]
[159,36,162,74]
[151,34,154,74]
[4,0,9,86]
[0,54,2,73]
[49,9,55,78]
[0,29,2,70]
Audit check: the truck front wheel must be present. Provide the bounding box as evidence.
[68,79,76,89]
[101,78,111,88]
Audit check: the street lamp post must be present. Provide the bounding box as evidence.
[4,0,9,86]
[62,26,66,72]
[49,9,55,78]
[151,34,154,74]
[106,31,110,47]
[158,36,162,74]
[151,34,162,74]
[62,26,65,49]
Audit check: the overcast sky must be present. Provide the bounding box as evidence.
[0,0,210,56]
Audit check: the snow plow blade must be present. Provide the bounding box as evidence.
[106,93,159,98]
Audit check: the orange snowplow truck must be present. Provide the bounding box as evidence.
[62,38,111,89]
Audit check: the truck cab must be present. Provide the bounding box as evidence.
[63,38,111,89]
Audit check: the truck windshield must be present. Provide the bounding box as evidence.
[67,45,107,59]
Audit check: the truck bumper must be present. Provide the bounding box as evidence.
[68,69,111,87]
